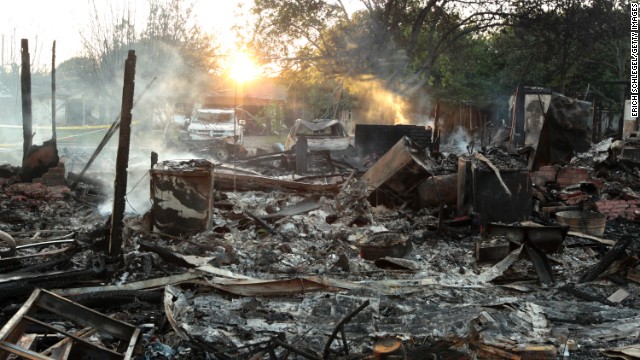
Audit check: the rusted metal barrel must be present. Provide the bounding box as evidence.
[150,160,214,236]
[556,210,606,236]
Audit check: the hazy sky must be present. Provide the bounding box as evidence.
[0,0,365,70]
[0,0,253,68]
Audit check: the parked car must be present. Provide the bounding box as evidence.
[285,119,353,154]
[182,108,244,145]
[162,107,246,161]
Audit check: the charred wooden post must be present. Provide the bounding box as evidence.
[295,135,308,174]
[20,39,32,162]
[150,151,158,169]
[433,101,440,150]
[51,40,56,141]
[109,50,136,257]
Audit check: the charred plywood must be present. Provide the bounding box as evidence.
[213,170,341,194]
[472,162,531,226]
[361,136,432,196]
[486,222,569,254]
[150,160,214,236]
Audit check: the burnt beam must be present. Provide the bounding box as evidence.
[20,39,32,162]
[109,50,136,256]
[51,40,57,141]
[579,235,633,283]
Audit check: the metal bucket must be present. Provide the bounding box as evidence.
[555,211,606,236]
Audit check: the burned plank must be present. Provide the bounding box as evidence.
[213,170,341,194]
[138,240,194,268]
[53,273,201,297]
[20,39,32,164]
[579,235,633,283]
[524,241,555,285]
[210,278,341,296]
[0,289,140,360]
[361,136,433,196]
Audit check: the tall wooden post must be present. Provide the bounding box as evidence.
[20,39,32,161]
[109,50,136,256]
[51,41,56,141]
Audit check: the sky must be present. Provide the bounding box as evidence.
[0,0,365,71]
[0,0,254,69]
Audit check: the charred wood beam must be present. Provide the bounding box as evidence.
[11,257,70,274]
[0,257,70,276]
[109,50,136,257]
[213,172,340,194]
[15,239,74,250]
[322,299,370,359]
[51,40,56,141]
[561,284,614,306]
[524,241,555,285]
[272,338,321,360]
[20,39,32,162]
[579,235,633,283]
[0,244,74,269]
[244,211,290,241]
[0,267,104,303]
[295,135,308,175]
[151,151,158,169]
[138,241,193,268]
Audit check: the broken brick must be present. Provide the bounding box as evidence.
[556,167,589,187]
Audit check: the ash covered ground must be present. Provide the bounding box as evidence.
[0,135,639,359]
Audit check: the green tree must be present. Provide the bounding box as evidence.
[488,0,629,99]
[249,0,526,119]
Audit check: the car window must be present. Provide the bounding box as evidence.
[297,125,334,136]
[197,111,234,124]
[296,125,315,135]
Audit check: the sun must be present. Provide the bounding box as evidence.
[229,51,260,83]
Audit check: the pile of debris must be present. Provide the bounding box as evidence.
[0,131,639,360]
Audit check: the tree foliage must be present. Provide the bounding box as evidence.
[248,0,528,119]
[488,0,629,102]
[249,0,630,120]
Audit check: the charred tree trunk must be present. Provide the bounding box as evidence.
[20,39,32,162]
[109,50,136,257]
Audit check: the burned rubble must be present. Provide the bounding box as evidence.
[0,61,639,360]
[1,124,640,360]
